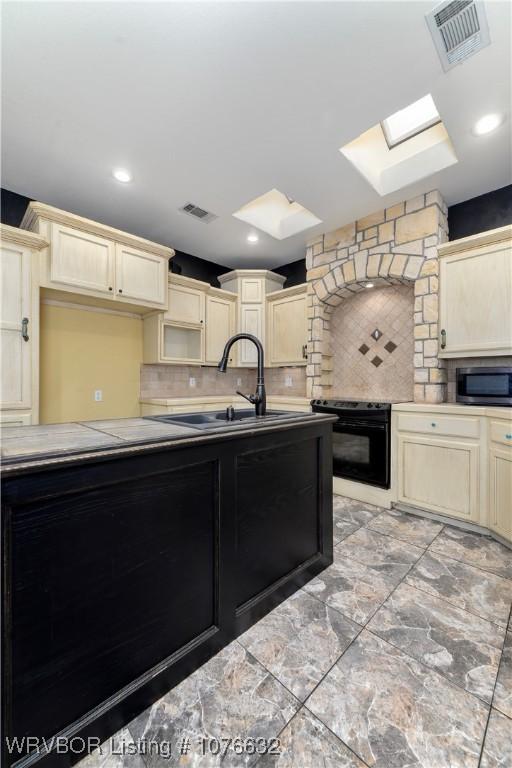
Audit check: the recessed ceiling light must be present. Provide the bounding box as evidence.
[247,233,259,243]
[473,113,503,136]
[381,94,441,149]
[365,282,374,289]
[112,168,132,183]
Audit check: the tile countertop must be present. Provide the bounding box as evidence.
[0,412,333,472]
[392,402,512,419]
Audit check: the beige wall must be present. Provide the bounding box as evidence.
[40,304,143,423]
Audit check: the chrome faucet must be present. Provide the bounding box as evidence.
[218,333,266,417]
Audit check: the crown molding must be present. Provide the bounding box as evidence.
[438,225,512,256]
[0,223,48,250]
[21,202,175,259]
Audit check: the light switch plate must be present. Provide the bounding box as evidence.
[285,376,293,387]
[94,390,103,402]
[189,377,196,388]
[237,378,242,386]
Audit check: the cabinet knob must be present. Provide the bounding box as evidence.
[431,422,437,427]
[506,434,512,440]
[108,286,113,291]
[118,289,123,294]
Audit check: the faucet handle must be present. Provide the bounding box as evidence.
[236,390,256,404]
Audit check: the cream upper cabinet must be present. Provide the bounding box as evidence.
[0,225,48,424]
[50,222,115,296]
[205,290,236,365]
[267,285,308,366]
[21,202,173,312]
[165,277,205,325]
[115,244,168,307]
[218,269,286,367]
[438,226,512,357]
[239,305,263,365]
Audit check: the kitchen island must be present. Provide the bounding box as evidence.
[1,411,335,768]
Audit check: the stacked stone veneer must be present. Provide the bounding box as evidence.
[306,190,449,403]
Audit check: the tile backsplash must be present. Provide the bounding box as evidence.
[140,364,307,399]
[445,357,512,402]
[330,284,414,402]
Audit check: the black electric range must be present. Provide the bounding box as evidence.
[311,398,400,488]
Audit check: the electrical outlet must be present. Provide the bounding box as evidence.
[236,378,242,386]
[189,377,196,388]
[94,390,103,402]
[285,376,293,387]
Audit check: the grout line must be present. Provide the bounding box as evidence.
[402,561,511,631]
[427,541,512,585]
[477,626,511,767]
[302,704,372,768]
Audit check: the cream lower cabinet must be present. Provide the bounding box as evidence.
[488,420,512,542]
[266,285,307,366]
[438,225,512,357]
[395,405,512,541]
[397,433,480,522]
[0,225,48,425]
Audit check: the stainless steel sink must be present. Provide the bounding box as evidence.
[144,409,305,430]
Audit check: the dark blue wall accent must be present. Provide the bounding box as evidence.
[3,184,510,286]
[448,184,512,240]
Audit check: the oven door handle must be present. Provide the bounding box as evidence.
[335,419,387,430]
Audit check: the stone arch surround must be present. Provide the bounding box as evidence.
[306,191,449,404]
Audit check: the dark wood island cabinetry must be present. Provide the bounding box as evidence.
[1,414,334,768]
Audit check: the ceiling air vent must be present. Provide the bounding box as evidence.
[180,202,217,223]
[426,0,491,71]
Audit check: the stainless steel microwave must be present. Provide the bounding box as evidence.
[456,367,512,406]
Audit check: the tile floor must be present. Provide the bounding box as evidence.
[80,496,512,768]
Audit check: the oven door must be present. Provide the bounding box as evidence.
[332,417,390,489]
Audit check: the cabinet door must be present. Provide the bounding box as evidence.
[165,284,204,325]
[50,222,115,296]
[241,278,263,303]
[0,244,32,410]
[205,295,235,364]
[397,434,479,522]
[239,304,262,365]
[489,445,512,543]
[115,245,167,308]
[439,241,512,357]
[268,293,307,366]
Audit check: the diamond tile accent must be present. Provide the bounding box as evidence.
[330,284,414,401]
[385,340,397,353]
[371,356,383,367]
[358,343,369,355]
[371,328,383,341]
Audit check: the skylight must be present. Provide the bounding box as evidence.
[381,94,441,149]
[232,188,322,240]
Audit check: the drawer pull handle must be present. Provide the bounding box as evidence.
[431,422,437,427]
[506,434,512,440]
[440,329,446,350]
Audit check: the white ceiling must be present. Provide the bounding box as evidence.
[2,1,511,269]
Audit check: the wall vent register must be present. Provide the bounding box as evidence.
[426,0,491,71]
[180,202,218,224]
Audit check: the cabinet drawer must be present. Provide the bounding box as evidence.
[397,412,481,439]
[489,419,512,447]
